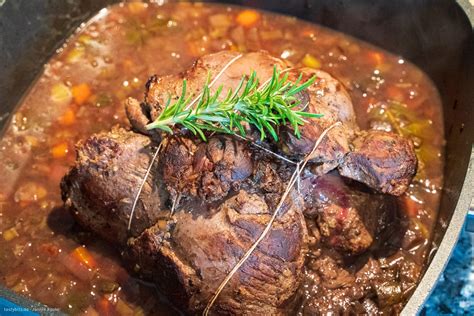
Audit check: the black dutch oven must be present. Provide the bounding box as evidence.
[0,1,473,315]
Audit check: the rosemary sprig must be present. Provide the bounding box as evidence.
[145,67,323,141]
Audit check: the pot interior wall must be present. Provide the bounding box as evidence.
[0,0,473,311]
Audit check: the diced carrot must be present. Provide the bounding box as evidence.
[368,51,383,66]
[75,248,96,268]
[302,54,321,69]
[72,83,91,105]
[301,28,315,38]
[386,86,405,102]
[72,246,97,269]
[58,109,76,126]
[51,142,69,158]
[60,253,95,281]
[96,297,114,316]
[236,10,260,27]
[404,196,419,217]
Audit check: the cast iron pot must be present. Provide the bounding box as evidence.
[0,0,473,315]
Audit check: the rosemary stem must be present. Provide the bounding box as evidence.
[145,67,322,140]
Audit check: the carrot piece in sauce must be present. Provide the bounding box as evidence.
[51,142,69,158]
[236,10,260,27]
[96,297,114,316]
[72,246,97,269]
[72,83,92,105]
[386,86,406,102]
[368,51,383,66]
[404,196,420,217]
[58,109,76,126]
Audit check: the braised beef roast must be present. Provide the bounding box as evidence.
[61,51,417,314]
[63,128,308,314]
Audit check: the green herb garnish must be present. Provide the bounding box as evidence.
[145,67,322,141]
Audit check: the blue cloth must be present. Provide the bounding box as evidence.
[423,229,474,315]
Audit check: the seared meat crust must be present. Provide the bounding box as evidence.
[126,51,356,175]
[161,135,253,202]
[126,190,307,315]
[61,127,168,245]
[61,128,308,315]
[338,131,417,196]
[127,51,416,194]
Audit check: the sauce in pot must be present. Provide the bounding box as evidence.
[0,2,444,315]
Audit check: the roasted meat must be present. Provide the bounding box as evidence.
[302,173,398,255]
[301,254,408,315]
[126,50,355,175]
[161,135,253,202]
[61,128,308,315]
[126,190,307,314]
[126,50,416,194]
[338,131,417,196]
[61,127,168,245]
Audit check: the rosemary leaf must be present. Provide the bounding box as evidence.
[146,67,323,141]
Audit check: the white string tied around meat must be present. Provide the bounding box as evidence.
[127,141,164,232]
[184,54,243,111]
[203,121,342,316]
[232,133,297,166]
